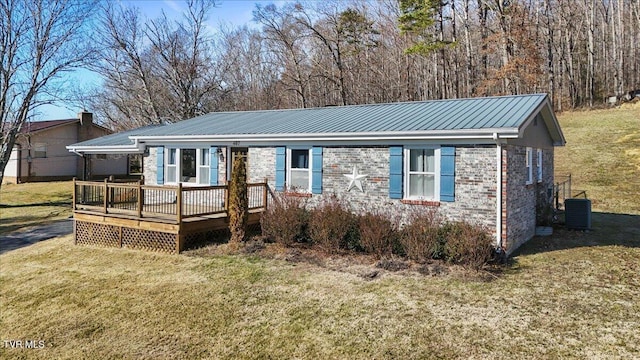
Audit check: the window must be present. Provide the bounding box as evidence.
[167,148,177,183]
[288,148,311,192]
[198,148,210,184]
[33,143,46,158]
[404,147,440,200]
[128,154,142,175]
[165,147,211,185]
[536,149,543,182]
[525,147,533,185]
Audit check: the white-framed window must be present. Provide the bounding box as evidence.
[33,143,46,158]
[167,148,178,183]
[525,147,533,185]
[198,148,210,184]
[536,149,543,182]
[165,147,211,185]
[287,147,312,192]
[404,147,441,200]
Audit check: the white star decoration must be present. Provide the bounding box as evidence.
[344,166,368,192]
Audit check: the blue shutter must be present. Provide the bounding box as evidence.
[311,147,323,194]
[156,147,164,185]
[275,147,286,191]
[209,147,218,185]
[440,147,455,202]
[389,146,403,199]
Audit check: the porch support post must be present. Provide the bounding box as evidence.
[103,178,108,214]
[262,178,268,210]
[176,183,183,223]
[137,183,143,218]
[176,233,184,254]
[72,178,76,211]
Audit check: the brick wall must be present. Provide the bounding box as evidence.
[502,145,555,253]
[246,145,498,235]
[140,144,556,251]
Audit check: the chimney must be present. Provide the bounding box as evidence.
[78,110,94,142]
[78,110,93,126]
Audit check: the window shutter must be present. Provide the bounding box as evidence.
[389,146,403,199]
[440,147,455,202]
[210,147,219,185]
[311,147,323,194]
[275,146,286,191]
[156,147,164,185]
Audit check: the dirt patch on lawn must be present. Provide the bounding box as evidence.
[184,239,500,281]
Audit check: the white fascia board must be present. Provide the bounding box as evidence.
[132,129,521,146]
[66,144,144,155]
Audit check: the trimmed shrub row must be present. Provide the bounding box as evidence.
[260,193,494,270]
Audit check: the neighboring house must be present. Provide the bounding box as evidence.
[67,94,565,254]
[3,111,129,183]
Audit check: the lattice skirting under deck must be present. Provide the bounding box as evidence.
[75,220,178,253]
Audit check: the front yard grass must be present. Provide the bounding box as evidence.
[1,105,639,358]
[0,181,72,235]
[1,217,639,359]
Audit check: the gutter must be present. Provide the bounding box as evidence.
[131,129,521,144]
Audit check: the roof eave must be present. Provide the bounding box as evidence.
[66,144,143,155]
[131,128,521,144]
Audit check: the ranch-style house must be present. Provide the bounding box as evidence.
[68,93,565,254]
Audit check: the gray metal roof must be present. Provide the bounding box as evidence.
[138,94,548,137]
[68,94,564,151]
[70,124,164,147]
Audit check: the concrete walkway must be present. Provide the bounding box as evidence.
[0,219,73,254]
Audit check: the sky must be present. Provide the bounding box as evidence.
[37,0,279,121]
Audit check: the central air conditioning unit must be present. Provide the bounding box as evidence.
[565,198,592,230]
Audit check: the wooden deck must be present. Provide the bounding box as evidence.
[72,179,268,253]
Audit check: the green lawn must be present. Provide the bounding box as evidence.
[1,106,639,359]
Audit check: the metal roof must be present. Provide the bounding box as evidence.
[68,94,565,151]
[138,94,548,137]
[69,125,164,148]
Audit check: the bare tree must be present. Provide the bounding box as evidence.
[0,0,97,187]
[91,0,224,130]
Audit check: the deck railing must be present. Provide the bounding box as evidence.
[73,178,268,223]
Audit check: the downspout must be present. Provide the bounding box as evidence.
[16,144,22,183]
[494,133,503,249]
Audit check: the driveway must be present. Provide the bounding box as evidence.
[0,219,74,254]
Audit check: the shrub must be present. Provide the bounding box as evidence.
[307,195,355,253]
[400,208,443,262]
[358,210,399,258]
[442,221,493,270]
[260,192,308,246]
[228,156,248,243]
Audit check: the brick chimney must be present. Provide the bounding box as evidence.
[77,110,94,142]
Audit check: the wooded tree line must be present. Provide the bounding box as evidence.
[88,0,639,130]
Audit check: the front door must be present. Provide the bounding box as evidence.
[228,147,248,180]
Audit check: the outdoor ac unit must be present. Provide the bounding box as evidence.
[565,199,592,230]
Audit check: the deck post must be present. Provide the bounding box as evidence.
[263,178,268,210]
[176,234,184,253]
[72,178,77,211]
[176,183,183,223]
[103,178,108,214]
[137,183,143,218]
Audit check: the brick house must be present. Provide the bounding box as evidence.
[3,111,129,183]
[67,94,565,254]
